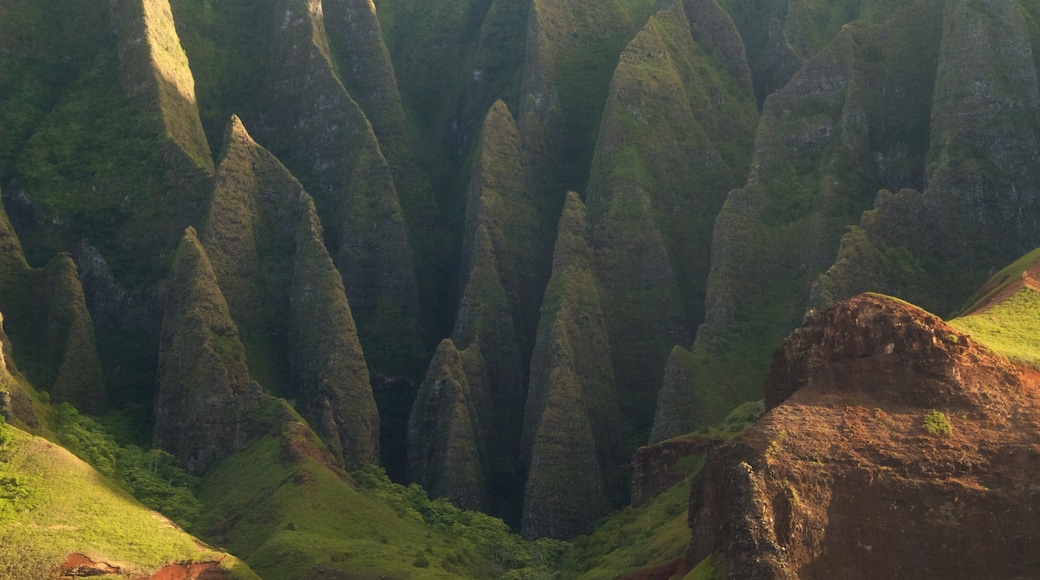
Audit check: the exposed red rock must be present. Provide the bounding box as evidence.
[683,293,1040,579]
[55,553,230,580]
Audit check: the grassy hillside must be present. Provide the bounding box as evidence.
[948,249,1040,369]
[193,414,565,579]
[0,420,258,579]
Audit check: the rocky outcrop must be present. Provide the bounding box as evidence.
[0,194,105,414]
[411,100,555,518]
[587,0,757,441]
[108,0,213,171]
[519,0,655,191]
[407,339,489,511]
[521,192,623,538]
[658,0,945,434]
[290,198,380,470]
[684,293,1040,578]
[631,435,715,508]
[153,228,265,474]
[203,116,379,469]
[252,0,423,376]
[449,224,524,514]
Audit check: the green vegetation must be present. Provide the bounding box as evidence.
[683,553,721,580]
[952,247,1040,317]
[48,403,202,527]
[194,423,563,579]
[922,410,952,436]
[949,286,1040,368]
[557,477,692,578]
[0,416,10,449]
[0,423,258,579]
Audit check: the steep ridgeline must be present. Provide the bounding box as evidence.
[0,0,218,415]
[408,338,491,511]
[410,101,550,521]
[813,0,1040,316]
[375,0,531,168]
[0,191,104,415]
[583,0,757,444]
[153,228,268,475]
[520,192,624,539]
[243,0,425,378]
[201,116,380,470]
[682,292,1040,579]
[651,0,944,440]
[520,0,656,194]
[718,0,908,106]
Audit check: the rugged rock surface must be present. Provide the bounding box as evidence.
[631,435,715,509]
[250,0,424,376]
[153,227,266,474]
[290,198,381,470]
[407,338,489,511]
[202,116,380,469]
[0,195,105,414]
[684,293,1040,578]
[587,0,757,440]
[521,192,623,538]
[813,0,1040,316]
[109,0,213,171]
[657,0,946,434]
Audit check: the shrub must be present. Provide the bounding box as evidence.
[923,410,952,436]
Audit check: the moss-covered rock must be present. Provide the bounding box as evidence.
[813,0,1040,316]
[0,192,105,415]
[658,0,944,434]
[108,0,213,172]
[407,338,489,511]
[717,0,912,105]
[521,192,622,539]
[520,0,657,191]
[202,116,380,469]
[290,198,381,470]
[249,0,424,378]
[153,227,265,474]
[587,1,758,443]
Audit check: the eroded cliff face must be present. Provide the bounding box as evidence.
[521,192,623,539]
[659,0,952,432]
[153,228,266,474]
[407,338,490,511]
[813,0,1040,315]
[202,116,380,470]
[684,293,1040,578]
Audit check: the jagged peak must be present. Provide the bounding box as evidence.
[550,191,592,273]
[109,0,213,171]
[454,224,510,350]
[164,226,247,379]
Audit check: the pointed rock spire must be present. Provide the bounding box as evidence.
[521,192,622,538]
[290,198,380,470]
[407,339,489,511]
[154,227,264,474]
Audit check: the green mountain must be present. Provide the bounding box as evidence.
[5,0,1040,575]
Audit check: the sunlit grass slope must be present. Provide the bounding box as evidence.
[0,421,258,579]
[949,249,1040,369]
[194,413,563,579]
[559,479,692,579]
